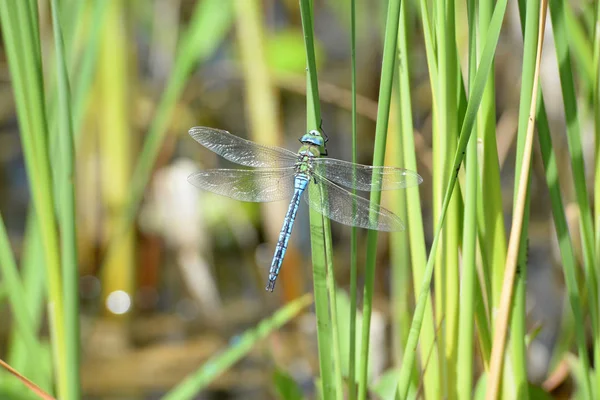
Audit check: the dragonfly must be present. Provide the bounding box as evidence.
[187,126,423,291]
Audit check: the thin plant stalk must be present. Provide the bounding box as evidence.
[50,0,81,397]
[348,0,358,396]
[298,1,338,398]
[397,2,441,398]
[536,96,594,400]
[485,2,548,398]
[548,0,600,392]
[6,212,51,391]
[357,0,402,397]
[456,0,478,396]
[0,2,66,397]
[594,0,600,391]
[436,0,461,391]
[508,0,546,397]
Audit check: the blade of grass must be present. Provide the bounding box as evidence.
[298,1,339,399]
[594,0,600,363]
[388,89,412,375]
[397,2,441,398]
[98,0,135,315]
[595,0,600,259]
[467,0,496,371]
[548,0,600,393]
[485,2,548,398]
[6,212,52,393]
[348,0,358,397]
[456,0,478,397]
[50,1,80,397]
[71,0,109,137]
[564,2,595,94]
[536,94,594,400]
[505,0,546,397]
[162,294,313,400]
[324,222,344,400]
[0,2,66,396]
[397,0,508,395]
[357,0,402,398]
[0,213,41,363]
[435,0,461,391]
[476,0,505,316]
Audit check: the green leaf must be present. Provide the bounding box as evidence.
[273,368,304,400]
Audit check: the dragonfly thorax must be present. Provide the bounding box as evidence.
[295,152,316,174]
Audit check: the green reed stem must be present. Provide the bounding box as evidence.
[348,0,358,396]
[357,0,401,398]
[50,1,81,398]
[299,1,339,399]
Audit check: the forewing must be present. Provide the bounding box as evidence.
[304,176,405,231]
[312,158,423,191]
[189,127,298,167]
[188,168,296,202]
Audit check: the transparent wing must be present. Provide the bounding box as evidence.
[188,168,296,202]
[312,158,423,191]
[304,176,405,231]
[189,126,298,167]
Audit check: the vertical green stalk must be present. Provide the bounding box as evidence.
[0,213,41,364]
[357,0,401,398]
[348,0,359,397]
[548,0,599,393]
[72,0,109,138]
[509,0,545,397]
[324,227,344,400]
[432,0,448,387]
[397,2,441,398]
[536,98,593,400]
[6,212,52,392]
[456,0,478,397]
[50,0,80,398]
[594,0,600,257]
[388,93,412,375]
[594,2,600,392]
[98,0,135,314]
[433,0,461,392]
[441,1,460,394]
[595,0,600,245]
[298,1,337,399]
[0,1,66,397]
[477,0,505,316]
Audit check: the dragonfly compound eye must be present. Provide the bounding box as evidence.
[301,130,325,147]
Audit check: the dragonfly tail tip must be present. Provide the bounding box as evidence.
[265,280,276,292]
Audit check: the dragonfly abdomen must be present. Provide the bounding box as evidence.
[265,173,310,291]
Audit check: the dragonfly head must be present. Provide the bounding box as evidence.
[300,130,325,147]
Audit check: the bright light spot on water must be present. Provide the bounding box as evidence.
[106,290,131,315]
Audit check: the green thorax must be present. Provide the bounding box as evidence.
[297,129,326,157]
